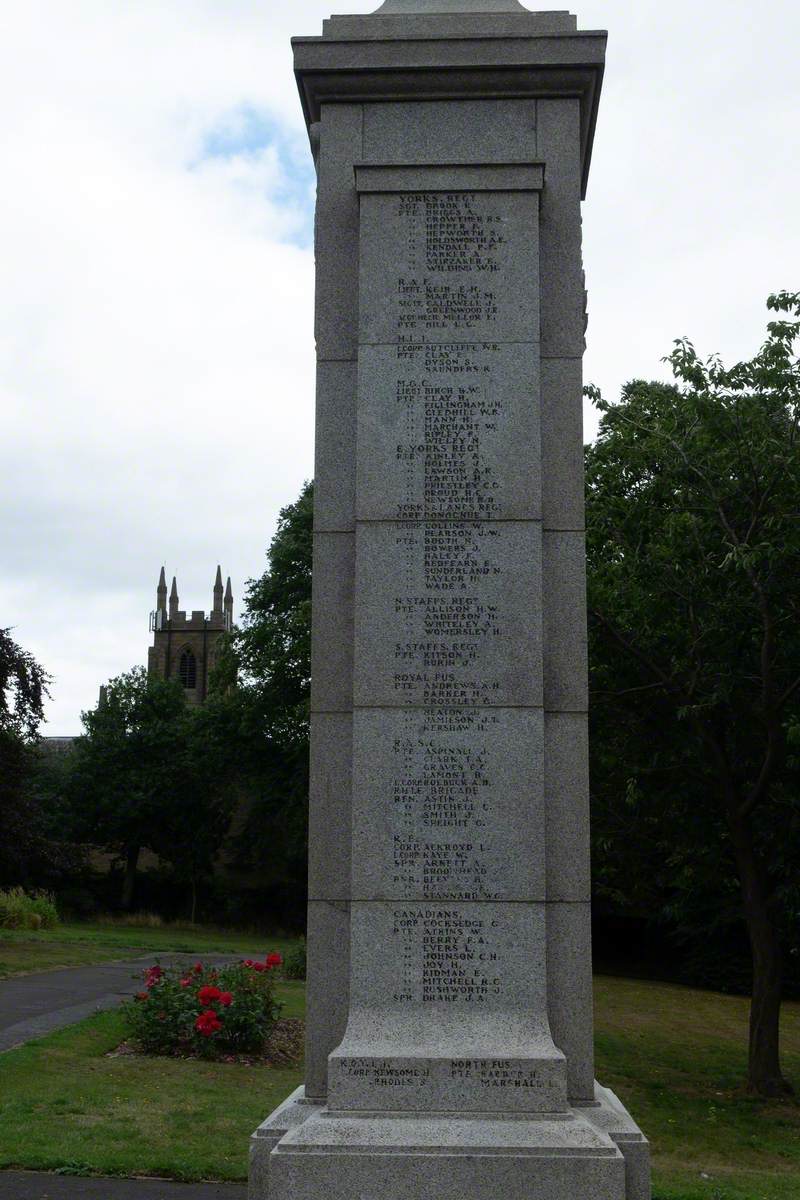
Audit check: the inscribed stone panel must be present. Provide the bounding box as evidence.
[328,900,566,1113]
[351,706,544,902]
[359,190,539,346]
[356,342,541,521]
[353,520,542,708]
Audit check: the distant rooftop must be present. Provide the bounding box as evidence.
[40,737,76,755]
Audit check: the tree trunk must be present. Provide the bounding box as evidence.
[728,813,793,1097]
[121,844,139,912]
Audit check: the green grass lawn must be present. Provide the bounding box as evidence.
[0,1004,302,1182]
[0,921,298,979]
[0,972,797,1196]
[594,976,800,1200]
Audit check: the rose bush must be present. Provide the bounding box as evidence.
[123,956,283,1059]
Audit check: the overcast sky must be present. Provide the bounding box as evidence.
[1,0,798,735]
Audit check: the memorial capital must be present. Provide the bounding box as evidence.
[373,0,530,13]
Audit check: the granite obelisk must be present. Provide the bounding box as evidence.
[250,3,650,1197]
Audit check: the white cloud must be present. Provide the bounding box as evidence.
[580,0,800,434]
[0,1,334,731]
[0,1,798,732]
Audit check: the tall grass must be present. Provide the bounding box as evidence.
[0,887,59,930]
[96,912,164,928]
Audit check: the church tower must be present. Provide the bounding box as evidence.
[147,566,233,704]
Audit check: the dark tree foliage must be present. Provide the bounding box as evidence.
[70,667,236,915]
[0,733,53,888]
[0,629,75,887]
[71,478,313,919]
[216,481,313,891]
[586,292,800,1097]
[0,626,50,739]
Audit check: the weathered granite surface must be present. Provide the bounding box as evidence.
[251,3,649,1198]
[376,0,531,12]
[271,1109,627,1200]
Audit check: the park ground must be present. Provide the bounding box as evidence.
[0,923,798,1200]
[0,921,299,980]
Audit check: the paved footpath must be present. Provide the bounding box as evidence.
[0,1173,245,1199]
[0,956,236,1052]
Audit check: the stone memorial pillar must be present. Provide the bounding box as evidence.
[250,3,650,1198]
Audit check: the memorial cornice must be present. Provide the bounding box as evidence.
[293,29,606,197]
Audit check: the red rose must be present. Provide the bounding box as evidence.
[252,961,266,972]
[219,991,233,1007]
[144,965,163,989]
[135,991,149,1001]
[266,953,283,969]
[193,962,204,974]
[243,959,254,968]
[197,985,222,1006]
[194,1009,222,1037]
[180,978,190,988]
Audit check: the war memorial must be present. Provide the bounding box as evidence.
[250,2,651,1196]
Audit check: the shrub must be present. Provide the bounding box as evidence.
[0,886,59,930]
[283,937,307,980]
[123,956,283,1059]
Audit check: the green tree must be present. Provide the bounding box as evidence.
[0,626,49,739]
[71,667,234,913]
[217,481,313,891]
[586,292,800,1096]
[178,692,247,920]
[0,628,66,887]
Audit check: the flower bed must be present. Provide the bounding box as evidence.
[124,955,283,1060]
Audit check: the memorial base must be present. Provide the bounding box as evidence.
[250,1084,649,1200]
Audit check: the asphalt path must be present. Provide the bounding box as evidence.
[0,955,236,1052]
[0,1173,245,1199]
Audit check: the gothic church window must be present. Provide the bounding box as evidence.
[179,648,197,689]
